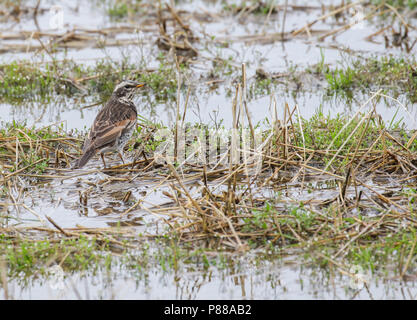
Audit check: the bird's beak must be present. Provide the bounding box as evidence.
[136,83,145,88]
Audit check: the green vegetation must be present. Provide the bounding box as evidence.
[0,122,78,176]
[241,200,417,275]
[139,54,183,102]
[3,54,415,108]
[2,235,111,278]
[325,67,355,92]
[3,0,417,299]
[105,0,150,20]
[0,61,62,102]
[321,56,417,102]
[249,78,272,99]
[288,107,417,171]
[3,209,415,291]
[0,233,230,283]
[0,56,182,103]
[298,110,381,151]
[1,109,417,293]
[107,1,129,19]
[208,55,236,79]
[371,0,417,9]
[222,0,279,15]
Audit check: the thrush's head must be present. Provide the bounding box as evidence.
[113,80,145,100]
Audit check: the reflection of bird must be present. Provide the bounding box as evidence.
[73,80,145,169]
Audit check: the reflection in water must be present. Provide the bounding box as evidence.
[2,88,416,132]
[2,0,417,300]
[2,253,417,299]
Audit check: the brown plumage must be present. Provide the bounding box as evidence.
[73,80,145,169]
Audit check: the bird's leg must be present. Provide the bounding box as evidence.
[117,152,125,164]
[100,153,107,168]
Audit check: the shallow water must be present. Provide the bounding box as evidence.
[1,0,417,300]
[1,90,416,133]
[3,254,417,299]
[1,0,417,130]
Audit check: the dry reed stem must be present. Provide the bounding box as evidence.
[292,0,365,36]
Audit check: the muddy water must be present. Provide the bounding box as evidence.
[1,0,417,299]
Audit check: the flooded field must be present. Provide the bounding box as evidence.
[1,0,417,300]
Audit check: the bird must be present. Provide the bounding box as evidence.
[73,80,145,169]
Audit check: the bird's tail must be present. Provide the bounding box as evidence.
[72,148,96,169]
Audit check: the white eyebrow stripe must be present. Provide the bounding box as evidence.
[114,80,137,92]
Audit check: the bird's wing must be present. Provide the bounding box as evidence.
[82,105,137,153]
